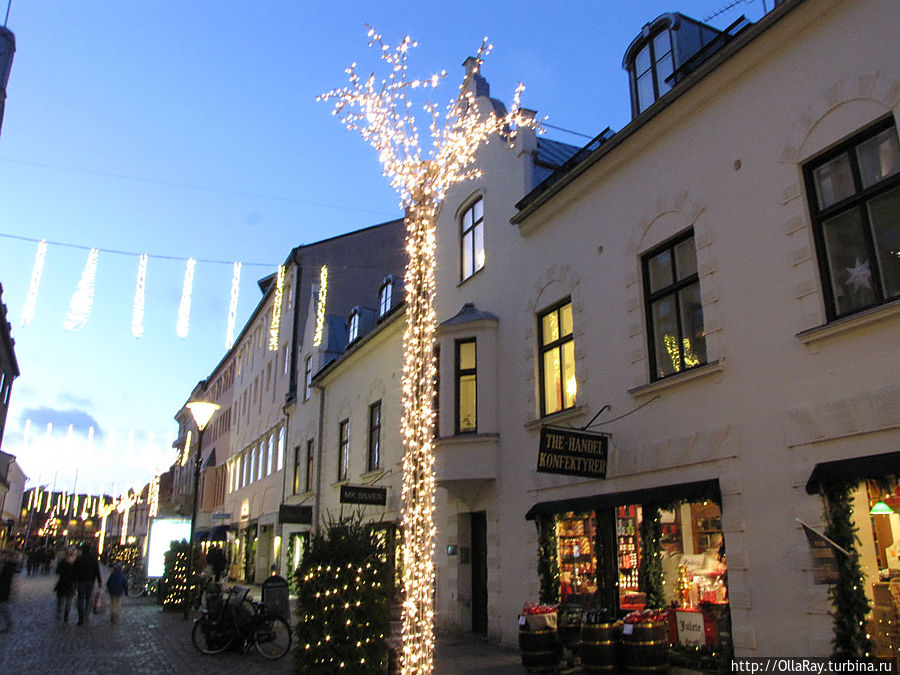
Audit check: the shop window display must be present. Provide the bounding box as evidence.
[556,512,597,601]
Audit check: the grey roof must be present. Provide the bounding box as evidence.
[440,303,500,327]
[536,137,581,169]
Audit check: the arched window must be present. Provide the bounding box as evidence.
[460,197,484,281]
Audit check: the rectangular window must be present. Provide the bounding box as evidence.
[368,400,382,471]
[642,231,707,381]
[338,419,350,481]
[277,427,285,471]
[455,339,477,433]
[539,299,577,416]
[305,440,315,493]
[293,446,302,494]
[804,117,900,319]
[304,356,312,401]
[267,435,274,475]
[460,197,485,281]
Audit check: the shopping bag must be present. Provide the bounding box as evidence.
[91,589,108,614]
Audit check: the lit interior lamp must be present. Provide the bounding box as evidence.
[869,501,895,515]
[184,399,220,617]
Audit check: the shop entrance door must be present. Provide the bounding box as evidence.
[471,511,488,636]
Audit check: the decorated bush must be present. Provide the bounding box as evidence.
[294,513,391,674]
[161,539,190,610]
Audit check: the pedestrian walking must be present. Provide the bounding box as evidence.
[0,548,16,632]
[72,543,102,626]
[105,564,128,623]
[54,546,78,622]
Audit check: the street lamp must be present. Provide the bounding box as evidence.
[184,400,219,618]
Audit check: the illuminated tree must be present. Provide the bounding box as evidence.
[320,29,539,674]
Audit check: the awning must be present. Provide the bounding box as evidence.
[805,451,900,494]
[208,524,231,541]
[525,478,720,520]
[194,530,210,542]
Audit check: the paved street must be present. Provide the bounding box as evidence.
[0,568,524,674]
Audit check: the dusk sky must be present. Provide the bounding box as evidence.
[0,0,768,496]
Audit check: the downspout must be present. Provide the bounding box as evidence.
[313,380,326,537]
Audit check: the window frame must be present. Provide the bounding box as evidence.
[537,298,577,417]
[460,197,485,282]
[305,439,315,493]
[454,338,477,434]
[630,28,674,116]
[803,116,900,321]
[338,418,350,482]
[641,229,707,381]
[292,445,302,495]
[378,277,393,317]
[347,310,360,344]
[367,400,382,471]
[304,356,312,401]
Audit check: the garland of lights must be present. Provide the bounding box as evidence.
[321,28,539,674]
[536,514,560,605]
[63,247,99,331]
[313,265,328,347]
[638,504,665,608]
[226,261,241,349]
[20,239,47,326]
[132,253,148,338]
[269,264,286,351]
[176,257,196,338]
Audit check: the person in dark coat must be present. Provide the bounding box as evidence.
[105,564,128,623]
[207,546,227,582]
[0,549,16,632]
[72,543,102,625]
[55,546,78,622]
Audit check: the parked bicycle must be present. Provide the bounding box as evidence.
[191,582,292,660]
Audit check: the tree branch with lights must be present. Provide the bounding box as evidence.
[320,28,540,675]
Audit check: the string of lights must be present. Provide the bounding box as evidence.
[321,27,540,675]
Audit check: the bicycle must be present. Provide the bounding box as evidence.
[191,583,292,660]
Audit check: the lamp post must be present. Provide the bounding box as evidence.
[184,400,219,618]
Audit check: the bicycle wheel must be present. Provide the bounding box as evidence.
[254,615,292,660]
[192,618,234,655]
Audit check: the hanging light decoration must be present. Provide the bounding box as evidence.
[63,247,100,331]
[226,261,241,349]
[313,265,328,347]
[132,253,148,338]
[269,265,286,351]
[176,257,196,338]
[20,239,47,326]
[320,28,539,675]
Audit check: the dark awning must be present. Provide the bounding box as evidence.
[208,524,231,541]
[805,451,900,494]
[194,530,210,542]
[525,478,720,521]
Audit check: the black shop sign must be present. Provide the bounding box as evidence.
[340,484,388,506]
[537,426,608,479]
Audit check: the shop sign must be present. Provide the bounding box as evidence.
[537,426,608,479]
[675,609,705,646]
[340,485,387,506]
[279,505,313,525]
[210,512,231,521]
[798,519,850,585]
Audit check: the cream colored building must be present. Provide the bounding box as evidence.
[430,0,900,659]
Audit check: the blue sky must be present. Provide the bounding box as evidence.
[0,0,767,496]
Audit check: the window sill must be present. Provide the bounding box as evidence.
[523,405,589,431]
[330,479,350,488]
[457,266,485,287]
[289,490,314,501]
[628,360,723,399]
[436,433,499,447]
[360,468,385,482]
[796,299,900,345]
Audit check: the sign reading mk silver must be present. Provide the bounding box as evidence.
[339,484,388,506]
[537,426,608,479]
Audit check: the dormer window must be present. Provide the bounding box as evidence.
[634,29,673,114]
[378,277,393,317]
[347,309,360,344]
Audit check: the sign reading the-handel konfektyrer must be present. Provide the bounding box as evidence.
[537,426,608,479]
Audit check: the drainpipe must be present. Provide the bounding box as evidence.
[313,380,326,537]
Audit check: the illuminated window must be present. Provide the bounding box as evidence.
[455,339,477,433]
[338,419,350,481]
[378,277,393,317]
[277,427,285,471]
[267,435,274,475]
[538,299,577,416]
[642,231,706,380]
[293,446,302,494]
[804,117,900,320]
[347,310,360,344]
[304,356,312,401]
[368,400,382,471]
[461,197,485,281]
[305,439,315,492]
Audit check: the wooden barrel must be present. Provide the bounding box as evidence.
[580,621,620,672]
[518,628,560,672]
[621,620,669,673]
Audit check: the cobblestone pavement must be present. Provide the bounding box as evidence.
[0,569,524,674]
